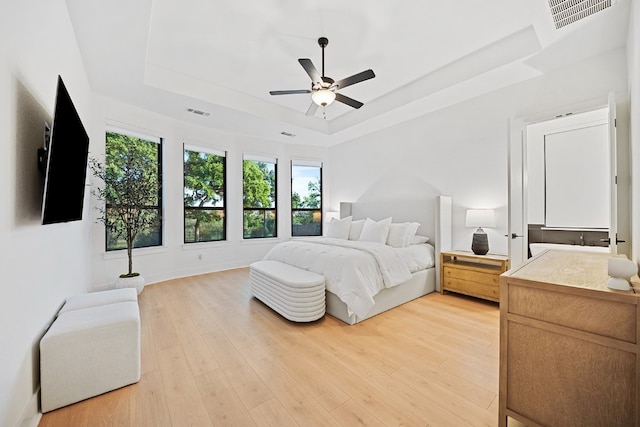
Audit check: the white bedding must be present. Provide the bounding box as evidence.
[263,237,435,318]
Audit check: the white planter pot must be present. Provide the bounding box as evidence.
[115,275,145,295]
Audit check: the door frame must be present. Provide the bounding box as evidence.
[508,97,622,267]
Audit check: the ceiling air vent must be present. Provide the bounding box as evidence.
[186,108,210,117]
[548,0,614,29]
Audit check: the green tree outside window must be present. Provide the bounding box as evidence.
[243,160,276,238]
[292,164,322,236]
[184,147,226,243]
[102,131,162,253]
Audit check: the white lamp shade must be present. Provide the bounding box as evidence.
[311,89,336,106]
[465,209,496,228]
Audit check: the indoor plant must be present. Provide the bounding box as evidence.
[89,134,161,294]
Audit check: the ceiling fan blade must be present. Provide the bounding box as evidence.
[269,90,311,95]
[334,69,375,90]
[335,93,364,109]
[299,58,322,84]
[306,102,319,116]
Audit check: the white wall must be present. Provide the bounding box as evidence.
[629,0,640,265]
[0,2,94,427]
[90,96,329,289]
[329,48,628,256]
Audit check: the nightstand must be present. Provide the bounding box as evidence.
[440,250,509,302]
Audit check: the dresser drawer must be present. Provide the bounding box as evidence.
[508,284,637,342]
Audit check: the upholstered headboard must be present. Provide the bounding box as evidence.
[339,196,452,290]
[340,200,432,238]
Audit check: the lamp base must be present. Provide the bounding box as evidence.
[471,229,489,255]
[607,277,631,291]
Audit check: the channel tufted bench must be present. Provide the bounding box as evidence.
[250,260,326,322]
[40,288,141,413]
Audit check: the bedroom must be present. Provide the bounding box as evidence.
[1,0,639,426]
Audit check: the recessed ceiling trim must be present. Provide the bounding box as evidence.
[329,26,542,135]
[144,63,330,135]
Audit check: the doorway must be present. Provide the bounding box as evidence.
[508,98,628,268]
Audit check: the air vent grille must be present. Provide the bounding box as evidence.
[548,0,613,29]
[186,108,210,117]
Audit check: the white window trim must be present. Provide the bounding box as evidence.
[106,124,161,144]
[243,153,278,164]
[184,143,226,157]
[291,159,323,167]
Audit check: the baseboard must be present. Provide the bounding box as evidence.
[92,260,256,291]
[144,260,254,285]
[17,388,41,427]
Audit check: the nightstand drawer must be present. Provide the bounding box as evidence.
[443,277,499,301]
[443,267,500,286]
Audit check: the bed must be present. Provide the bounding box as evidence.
[263,196,452,324]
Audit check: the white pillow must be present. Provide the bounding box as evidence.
[386,223,410,248]
[326,216,352,239]
[386,222,421,248]
[410,235,430,245]
[404,222,421,246]
[349,219,365,240]
[359,217,392,244]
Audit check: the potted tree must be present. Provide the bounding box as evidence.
[90,132,161,294]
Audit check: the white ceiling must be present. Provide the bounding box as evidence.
[65,0,630,146]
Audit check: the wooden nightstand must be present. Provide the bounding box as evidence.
[440,250,509,302]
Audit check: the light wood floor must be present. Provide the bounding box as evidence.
[39,267,514,427]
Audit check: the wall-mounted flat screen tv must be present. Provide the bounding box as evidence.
[41,76,90,225]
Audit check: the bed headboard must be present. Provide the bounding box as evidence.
[340,200,431,237]
[340,196,452,290]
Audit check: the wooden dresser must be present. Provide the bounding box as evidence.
[499,250,640,427]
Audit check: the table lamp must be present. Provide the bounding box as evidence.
[465,209,495,255]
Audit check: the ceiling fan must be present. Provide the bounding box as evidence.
[269,37,375,117]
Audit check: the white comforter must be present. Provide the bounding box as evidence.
[263,237,434,318]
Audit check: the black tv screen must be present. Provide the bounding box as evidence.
[41,76,90,225]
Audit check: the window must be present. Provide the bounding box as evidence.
[183,145,226,243]
[105,129,162,251]
[291,161,322,236]
[243,156,277,238]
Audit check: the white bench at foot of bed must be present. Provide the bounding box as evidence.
[250,260,325,322]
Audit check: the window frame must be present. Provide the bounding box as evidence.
[242,155,278,239]
[291,160,323,237]
[183,144,227,244]
[104,127,163,252]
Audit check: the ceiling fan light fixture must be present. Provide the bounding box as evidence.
[269,37,374,115]
[311,88,336,106]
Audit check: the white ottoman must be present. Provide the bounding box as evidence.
[59,287,138,314]
[40,300,141,412]
[250,260,325,322]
